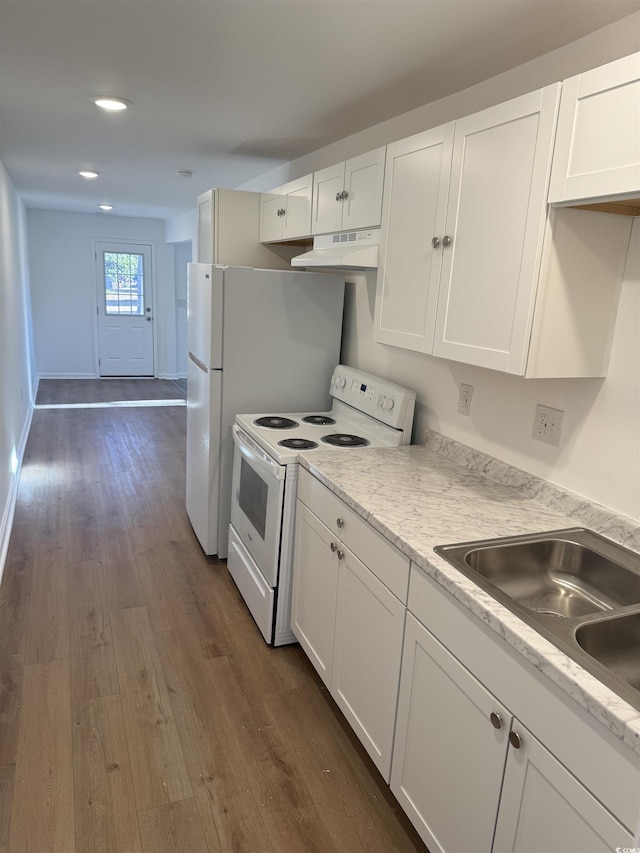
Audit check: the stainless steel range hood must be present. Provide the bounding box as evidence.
[291,229,380,270]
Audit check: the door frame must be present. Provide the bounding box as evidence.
[92,237,158,377]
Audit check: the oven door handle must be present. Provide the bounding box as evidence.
[232,424,286,481]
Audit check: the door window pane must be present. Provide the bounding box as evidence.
[103,251,145,315]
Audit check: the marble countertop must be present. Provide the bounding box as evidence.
[299,440,640,756]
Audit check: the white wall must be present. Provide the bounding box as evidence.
[0,159,35,580]
[27,211,179,379]
[240,13,640,193]
[239,14,640,522]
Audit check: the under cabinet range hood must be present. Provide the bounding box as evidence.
[291,229,380,270]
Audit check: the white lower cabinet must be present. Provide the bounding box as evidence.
[291,470,409,780]
[493,720,631,853]
[391,612,511,853]
[392,613,632,853]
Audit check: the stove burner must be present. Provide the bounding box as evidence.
[302,415,336,426]
[278,438,319,451]
[321,433,370,448]
[254,416,298,429]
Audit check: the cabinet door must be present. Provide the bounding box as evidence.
[196,190,213,263]
[282,174,313,240]
[291,502,339,687]
[260,190,284,243]
[341,146,386,232]
[494,722,633,852]
[548,52,640,204]
[331,546,405,781]
[312,162,346,235]
[432,85,561,373]
[374,125,454,352]
[391,613,511,853]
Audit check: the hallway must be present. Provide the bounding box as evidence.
[0,384,425,852]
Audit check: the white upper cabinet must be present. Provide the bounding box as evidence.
[260,174,313,242]
[374,84,633,377]
[374,124,454,352]
[431,85,561,373]
[548,52,640,205]
[311,147,386,235]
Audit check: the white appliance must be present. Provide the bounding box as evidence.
[291,229,380,269]
[228,365,416,645]
[186,263,344,558]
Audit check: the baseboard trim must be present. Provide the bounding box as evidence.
[0,399,35,588]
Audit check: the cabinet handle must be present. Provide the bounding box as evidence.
[509,731,522,749]
[336,548,344,560]
[330,541,337,552]
[489,712,502,729]
[336,192,342,202]
[336,517,344,529]
[431,237,440,249]
[341,190,349,200]
[442,235,452,248]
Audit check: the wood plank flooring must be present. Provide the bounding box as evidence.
[0,385,427,852]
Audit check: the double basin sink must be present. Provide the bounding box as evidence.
[435,528,640,710]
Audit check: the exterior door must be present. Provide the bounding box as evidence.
[95,241,154,376]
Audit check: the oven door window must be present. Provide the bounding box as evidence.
[239,458,268,540]
[230,427,286,588]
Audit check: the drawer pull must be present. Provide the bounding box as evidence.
[336,517,344,529]
[330,541,337,553]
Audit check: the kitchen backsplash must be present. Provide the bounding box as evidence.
[423,428,640,553]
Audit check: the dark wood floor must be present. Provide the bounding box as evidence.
[36,378,186,405]
[0,386,427,852]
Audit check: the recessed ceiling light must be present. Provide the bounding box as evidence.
[98,204,113,211]
[92,96,131,112]
[78,170,100,179]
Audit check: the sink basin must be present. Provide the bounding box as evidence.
[435,528,640,710]
[576,612,640,693]
[435,529,640,618]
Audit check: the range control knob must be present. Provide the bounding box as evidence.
[381,396,394,412]
[334,375,346,389]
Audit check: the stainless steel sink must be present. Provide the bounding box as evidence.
[435,528,640,710]
[576,612,640,693]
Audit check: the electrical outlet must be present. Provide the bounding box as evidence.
[533,404,563,446]
[457,383,473,416]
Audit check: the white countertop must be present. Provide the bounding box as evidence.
[299,438,640,756]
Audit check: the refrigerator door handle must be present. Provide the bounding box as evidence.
[188,351,209,373]
[232,425,286,481]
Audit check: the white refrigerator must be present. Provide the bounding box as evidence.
[186,263,344,558]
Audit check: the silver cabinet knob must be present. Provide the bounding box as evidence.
[336,518,344,529]
[336,549,344,560]
[336,192,342,202]
[489,712,502,730]
[341,190,349,200]
[330,541,337,552]
[509,731,522,749]
[442,235,452,248]
[146,316,152,322]
[431,237,440,249]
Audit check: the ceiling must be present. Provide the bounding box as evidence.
[1,0,638,221]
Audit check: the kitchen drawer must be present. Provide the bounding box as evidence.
[298,468,409,602]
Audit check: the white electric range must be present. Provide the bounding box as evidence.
[228,365,416,645]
